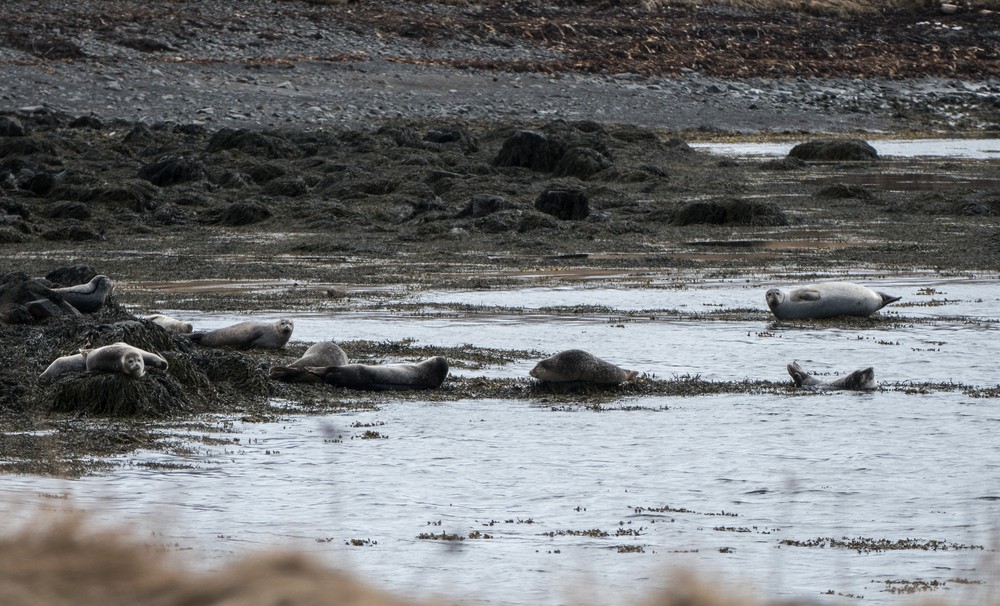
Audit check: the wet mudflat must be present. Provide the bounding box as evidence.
[3,274,999,605]
[3,1,1000,603]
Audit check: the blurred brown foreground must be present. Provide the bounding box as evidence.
[0,512,957,606]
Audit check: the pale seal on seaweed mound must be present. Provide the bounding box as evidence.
[765,282,901,320]
[268,341,349,383]
[305,356,448,391]
[51,275,114,313]
[529,349,638,385]
[144,313,193,334]
[787,361,876,391]
[84,342,169,379]
[39,353,88,382]
[189,319,294,349]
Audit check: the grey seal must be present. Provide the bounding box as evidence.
[268,341,349,383]
[766,282,901,320]
[84,342,169,379]
[305,356,449,391]
[144,313,193,334]
[189,319,293,349]
[529,349,638,385]
[39,353,88,382]
[787,361,876,391]
[51,275,114,313]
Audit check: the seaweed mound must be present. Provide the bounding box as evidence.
[673,198,788,226]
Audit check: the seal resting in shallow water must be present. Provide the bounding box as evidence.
[305,356,448,391]
[787,361,876,391]
[190,319,293,349]
[529,349,637,385]
[765,282,900,320]
[144,313,193,334]
[269,341,349,383]
[51,275,114,313]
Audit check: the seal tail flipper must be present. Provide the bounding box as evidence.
[787,361,808,388]
[877,292,902,308]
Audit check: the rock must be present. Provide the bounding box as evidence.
[535,188,589,221]
[552,147,611,179]
[457,194,506,218]
[0,116,26,137]
[201,202,271,226]
[788,139,878,162]
[138,155,209,187]
[673,198,788,226]
[494,130,567,172]
[940,3,959,13]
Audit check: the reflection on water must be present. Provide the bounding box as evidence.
[809,172,1000,192]
[3,275,1000,605]
[691,138,1000,159]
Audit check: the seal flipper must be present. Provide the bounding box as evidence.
[876,292,902,309]
[795,289,822,302]
[787,361,817,387]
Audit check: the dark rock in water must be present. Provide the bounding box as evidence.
[45,264,98,287]
[673,198,788,226]
[553,147,611,179]
[457,194,506,218]
[0,116,26,137]
[138,155,208,187]
[201,202,271,226]
[0,136,57,158]
[760,157,806,171]
[535,188,589,221]
[494,130,567,172]
[816,183,874,200]
[788,139,878,162]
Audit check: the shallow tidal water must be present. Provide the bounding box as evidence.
[4,273,1000,605]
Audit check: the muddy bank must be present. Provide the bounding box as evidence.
[1,0,999,133]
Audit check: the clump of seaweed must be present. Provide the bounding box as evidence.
[43,373,191,417]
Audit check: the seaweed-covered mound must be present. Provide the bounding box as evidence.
[0,281,275,418]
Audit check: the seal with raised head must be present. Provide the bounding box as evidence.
[189,319,293,349]
[145,313,193,334]
[787,361,876,391]
[529,349,638,385]
[39,353,88,382]
[305,356,448,391]
[765,282,901,320]
[84,342,169,379]
[52,275,114,313]
[269,341,348,383]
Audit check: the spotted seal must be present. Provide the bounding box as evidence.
[189,319,293,349]
[81,343,158,379]
[305,356,448,391]
[269,341,349,383]
[145,313,193,334]
[529,349,638,385]
[787,361,876,391]
[765,282,901,320]
[52,275,114,313]
[39,353,88,382]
